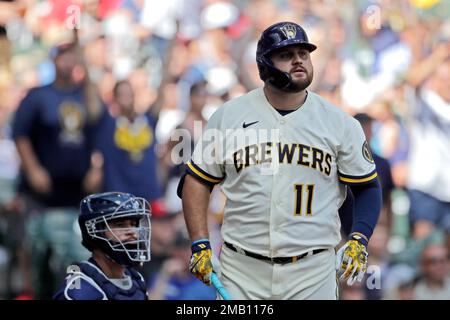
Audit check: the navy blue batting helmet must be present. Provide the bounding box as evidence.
[256,22,317,91]
[79,192,151,266]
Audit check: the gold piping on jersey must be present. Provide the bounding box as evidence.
[187,161,223,184]
[338,172,377,184]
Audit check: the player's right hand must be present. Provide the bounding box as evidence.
[189,239,213,286]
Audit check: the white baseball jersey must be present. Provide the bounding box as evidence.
[187,87,377,257]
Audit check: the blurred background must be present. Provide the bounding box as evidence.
[0,0,449,300]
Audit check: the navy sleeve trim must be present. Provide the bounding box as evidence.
[186,161,224,185]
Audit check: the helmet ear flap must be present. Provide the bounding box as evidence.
[257,58,269,81]
[80,219,105,252]
[257,55,292,90]
[81,239,95,252]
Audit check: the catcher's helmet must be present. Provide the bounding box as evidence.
[79,192,151,266]
[256,22,317,91]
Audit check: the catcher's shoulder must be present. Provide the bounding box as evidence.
[54,273,107,300]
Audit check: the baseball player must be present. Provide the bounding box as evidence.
[53,192,151,300]
[178,22,382,299]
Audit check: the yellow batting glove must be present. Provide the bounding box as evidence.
[336,236,368,286]
[189,239,213,286]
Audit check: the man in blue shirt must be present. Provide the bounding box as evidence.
[12,42,102,207]
[92,29,178,202]
[12,40,103,298]
[94,79,162,201]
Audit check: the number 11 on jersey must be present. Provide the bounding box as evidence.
[294,184,315,216]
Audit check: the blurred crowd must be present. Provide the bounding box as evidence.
[0,0,449,300]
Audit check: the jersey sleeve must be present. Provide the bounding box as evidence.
[186,107,226,187]
[337,117,377,185]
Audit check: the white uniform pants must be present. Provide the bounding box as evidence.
[218,245,338,300]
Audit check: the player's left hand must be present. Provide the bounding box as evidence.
[335,238,368,285]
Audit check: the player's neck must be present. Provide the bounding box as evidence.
[263,85,307,111]
[92,250,126,279]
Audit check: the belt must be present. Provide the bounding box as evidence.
[224,241,327,265]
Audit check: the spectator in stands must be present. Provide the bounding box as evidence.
[92,22,177,201]
[405,47,450,239]
[414,243,450,299]
[11,39,102,298]
[94,79,162,201]
[163,80,208,180]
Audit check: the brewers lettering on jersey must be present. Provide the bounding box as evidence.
[179,22,381,300]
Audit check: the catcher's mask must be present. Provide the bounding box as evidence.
[79,192,151,266]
